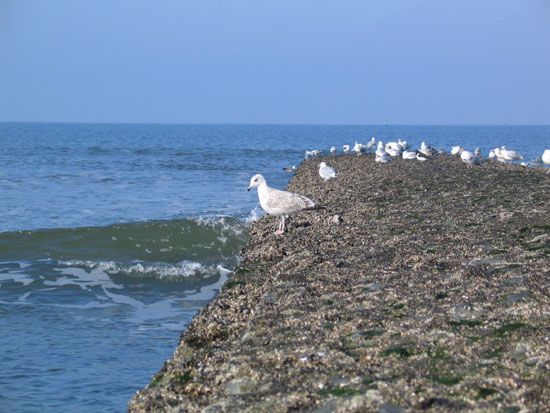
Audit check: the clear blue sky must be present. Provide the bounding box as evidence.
[1,0,549,124]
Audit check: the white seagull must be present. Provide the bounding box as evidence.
[542,149,550,165]
[416,153,428,162]
[385,142,403,157]
[330,146,337,155]
[398,139,410,150]
[353,141,364,155]
[375,141,386,157]
[460,150,479,165]
[319,162,336,181]
[305,149,322,159]
[248,174,323,235]
[499,146,523,161]
[451,146,464,156]
[343,144,350,153]
[419,141,436,157]
[375,152,390,163]
[365,137,376,151]
[402,150,417,160]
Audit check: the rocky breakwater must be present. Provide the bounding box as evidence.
[129,156,549,412]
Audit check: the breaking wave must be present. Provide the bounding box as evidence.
[0,217,249,279]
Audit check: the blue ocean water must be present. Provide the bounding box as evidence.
[0,123,548,412]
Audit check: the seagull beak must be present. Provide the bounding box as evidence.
[247,186,251,192]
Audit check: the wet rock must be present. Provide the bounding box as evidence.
[366,282,383,292]
[379,403,406,413]
[507,290,532,304]
[262,291,277,304]
[225,378,257,395]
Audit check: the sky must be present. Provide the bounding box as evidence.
[1,0,549,124]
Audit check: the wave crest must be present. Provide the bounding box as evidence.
[0,216,249,265]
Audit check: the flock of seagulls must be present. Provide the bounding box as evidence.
[251,139,549,235]
[305,138,550,167]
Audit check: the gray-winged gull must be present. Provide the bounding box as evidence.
[248,174,323,235]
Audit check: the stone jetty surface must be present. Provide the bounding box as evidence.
[129,156,549,412]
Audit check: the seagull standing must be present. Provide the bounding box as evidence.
[385,142,403,157]
[419,141,436,157]
[305,149,322,159]
[343,144,350,153]
[398,139,409,150]
[319,162,336,181]
[451,146,464,156]
[499,147,523,161]
[460,150,477,165]
[365,137,376,151]
[248,174,323,235]
[375,141,386,157]
[542,149,550,165]
[330,146,337,155]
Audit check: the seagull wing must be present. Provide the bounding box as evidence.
[263,187,316,215]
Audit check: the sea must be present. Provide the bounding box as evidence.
[0,123,548,412]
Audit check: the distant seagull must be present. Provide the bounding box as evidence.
[282,165,297,173]
[419,141,436,157]
[319,162,336,181]
[385,142,403,157]
[542,149,550,165]
[451,146,464,156]
[248,174,323,235]
[460,150,479,165]
[305,149,322,159]
[416,153,428,162]
[365,137,376,151]
[402,150,417,160]
[353,141,364,155]
[398,139,409,150]
[499,146,523,161]
[375,141,386,157]
[330,146,337,155]
[489,148,507,163]
[343,144,350,153]
[375,152,390,163]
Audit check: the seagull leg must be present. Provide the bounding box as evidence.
[274,216,285,236]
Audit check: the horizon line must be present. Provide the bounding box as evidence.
[1,121,550,127]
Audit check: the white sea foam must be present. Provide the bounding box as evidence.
[58,259,227,279]
[46,267,123,290]
[0,271,35,286]
[194,215,248,236]
[245,206,265,222]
